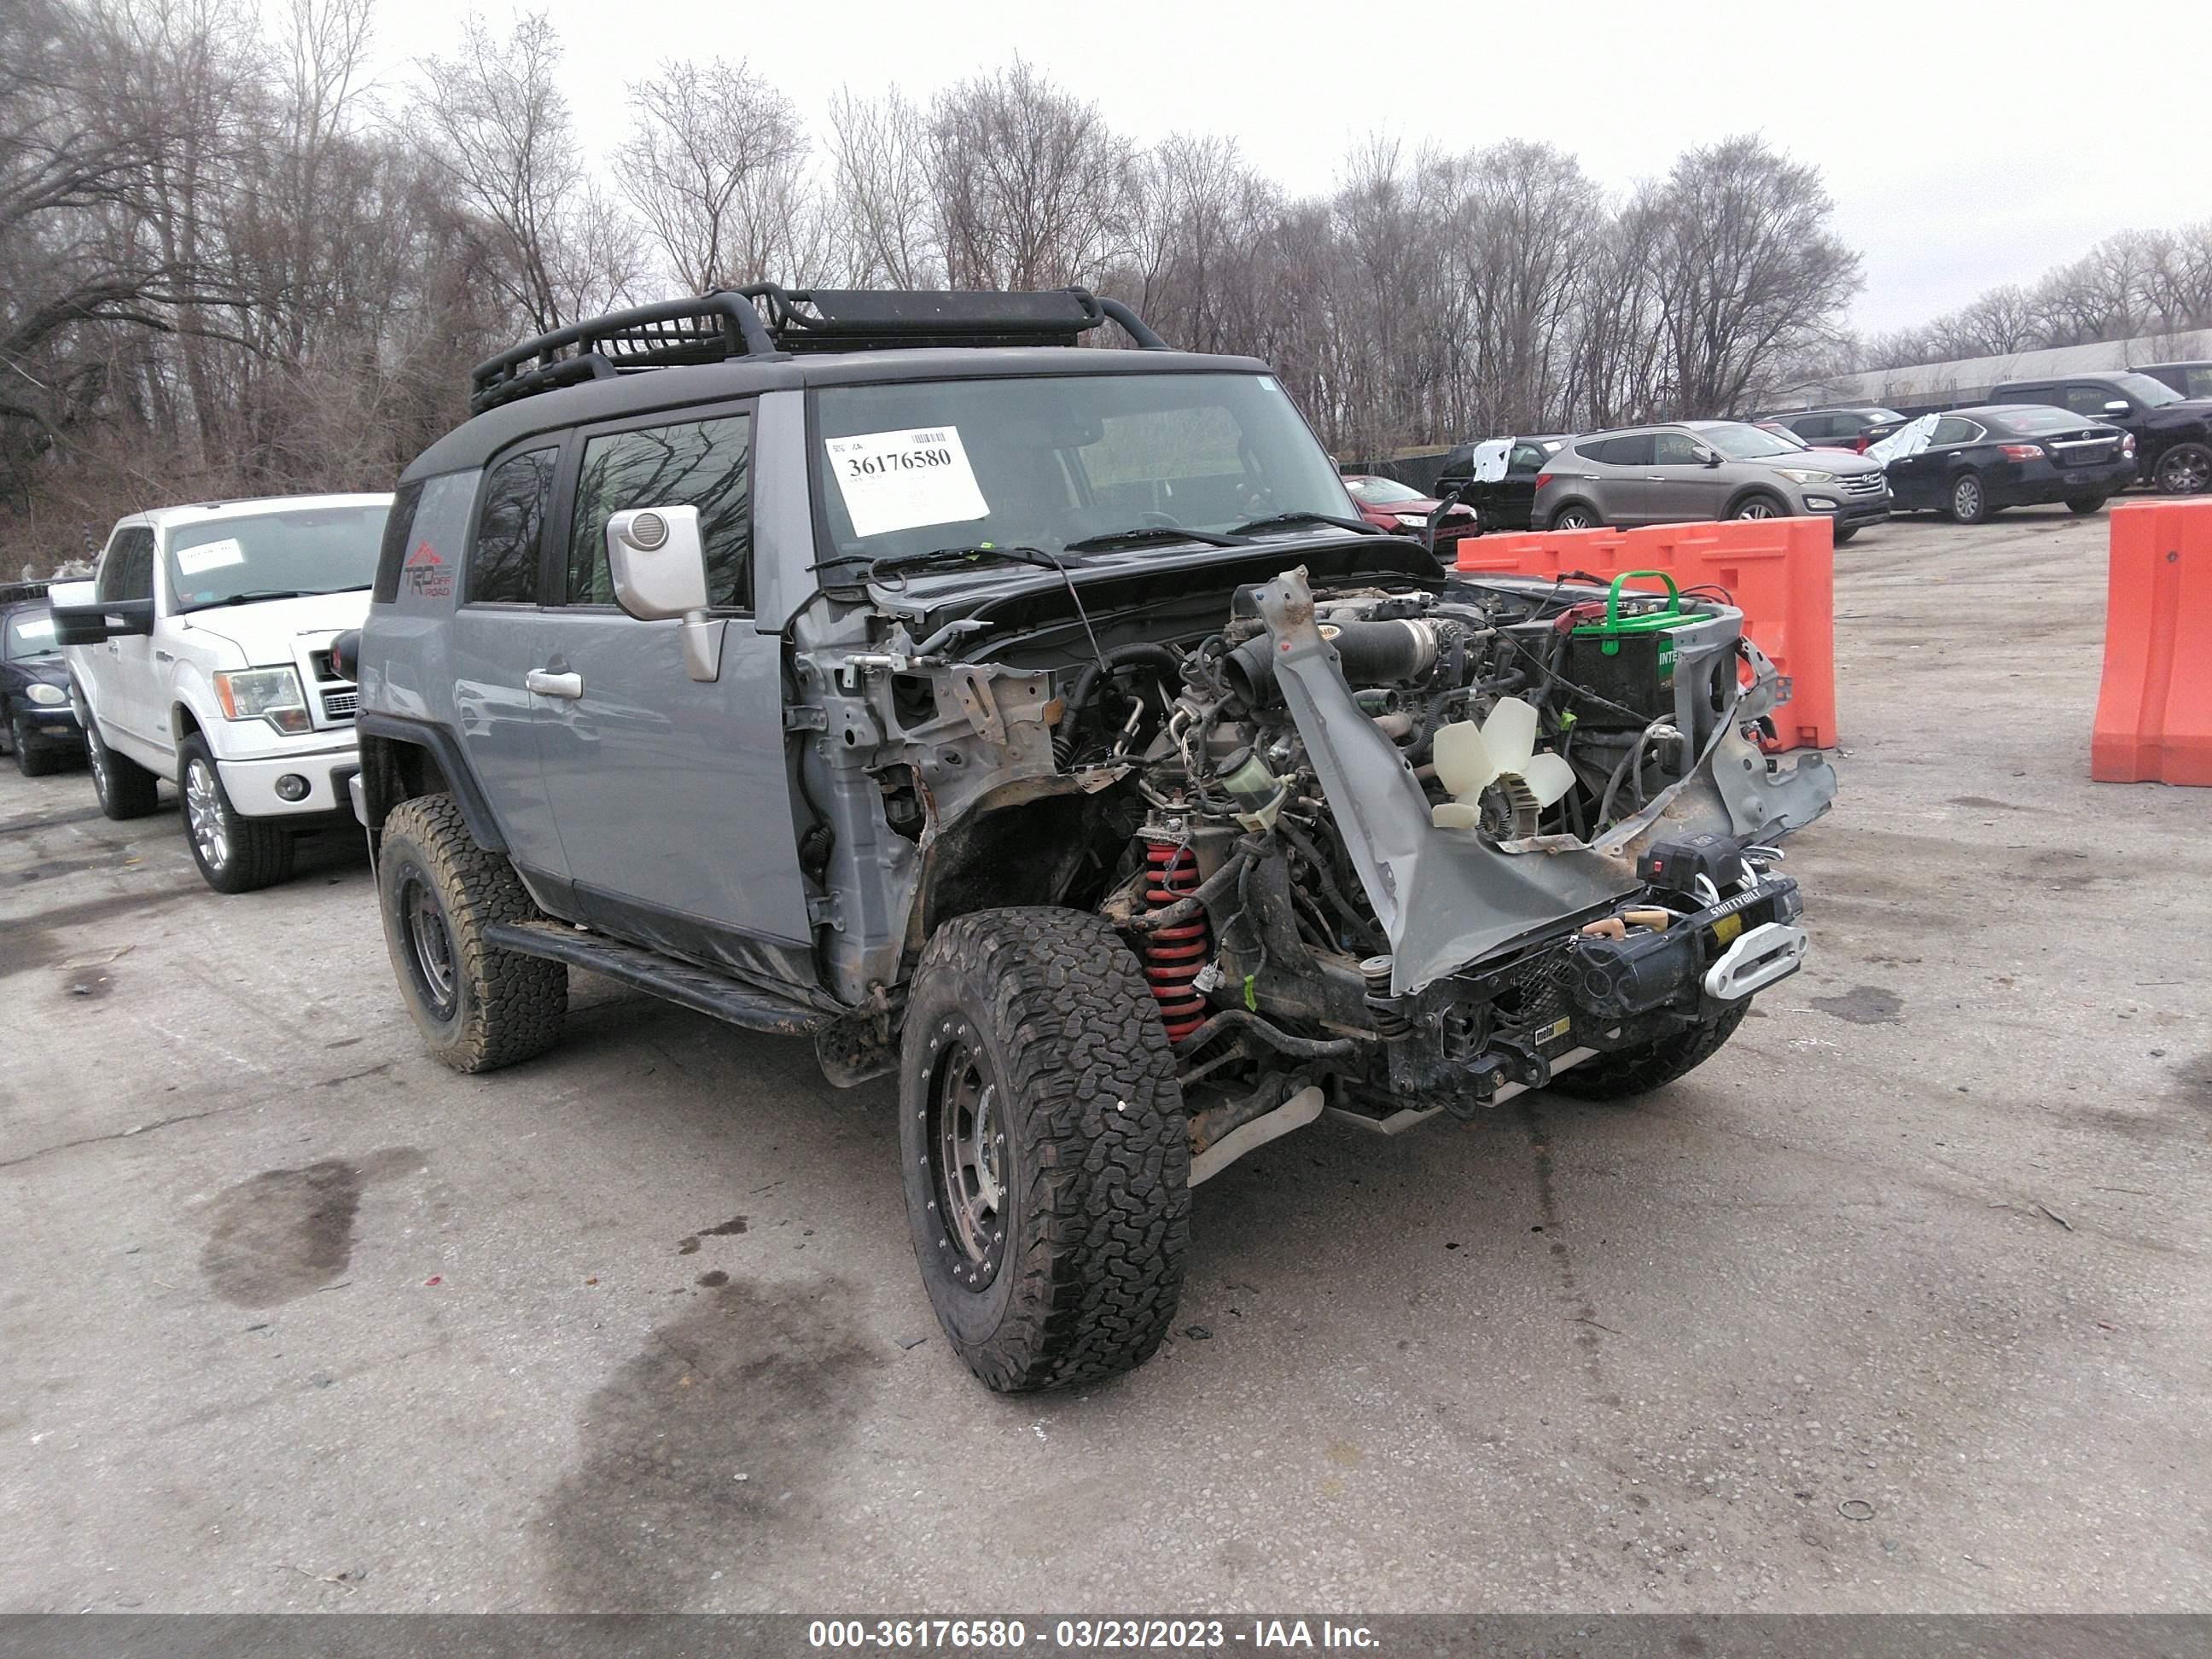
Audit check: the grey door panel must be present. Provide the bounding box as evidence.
[447,609,567,878]
[531,609,810,946]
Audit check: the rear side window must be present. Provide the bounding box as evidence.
[1588,434,1655,467]
[565,414,753,609]
[372,480,426,604]
[2001,384,2055,405]
[95,527,155,602]
[469,449,557,605]
[1930,416,1982,445]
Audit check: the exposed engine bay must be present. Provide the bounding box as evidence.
[795,554,1837,1179]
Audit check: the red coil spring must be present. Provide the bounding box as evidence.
[1143,841,1211,1041]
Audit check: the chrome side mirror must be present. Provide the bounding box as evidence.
[605,506,723,682]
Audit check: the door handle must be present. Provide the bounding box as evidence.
[525,669,584,700]
[154,649,173,663]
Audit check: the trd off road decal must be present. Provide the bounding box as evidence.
[403,539,453,599]
[824,425,990,537]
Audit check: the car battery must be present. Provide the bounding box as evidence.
[1558,570,1697,728]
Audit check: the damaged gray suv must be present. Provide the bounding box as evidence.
[341,285,1836,1392]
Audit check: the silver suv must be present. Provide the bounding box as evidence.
[1534,420,1891,543]
[341,285,1834,1394]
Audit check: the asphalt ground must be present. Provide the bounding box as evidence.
[3,505,2207,1615]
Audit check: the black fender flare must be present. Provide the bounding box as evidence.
[354,712,508,853]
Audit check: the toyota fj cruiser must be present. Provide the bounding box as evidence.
[344,286,1836,1392]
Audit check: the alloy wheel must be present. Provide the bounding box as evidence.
[1954,477,1982,520]
[184,757,229,871]
[2159,449,2209,494]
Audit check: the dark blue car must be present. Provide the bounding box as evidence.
[0,599,85,775]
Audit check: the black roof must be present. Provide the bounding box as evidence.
[405,344,1267,480]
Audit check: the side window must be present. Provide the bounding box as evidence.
[2005,384,2053,406]
[565,413,753,610]
[2064,383,2118,416]
[1594,434,1654,467]
[2188,368,2212,400]
[372,480,427,604]
[1507,444,1545,474]
[1652,432,1704,465]
[469,448,557,605]
[1930,416,1981,445]
[95,527,155,603]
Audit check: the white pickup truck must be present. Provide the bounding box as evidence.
[51,494,393,892]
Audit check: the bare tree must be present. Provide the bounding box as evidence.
[614,58,808,291]
[824,87,937,288]
[411,10,638,333]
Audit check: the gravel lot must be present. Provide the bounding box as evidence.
[3,506,2207,1615]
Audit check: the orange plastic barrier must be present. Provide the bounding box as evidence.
[1455,517,1837,749]
[2092,499,2212,786]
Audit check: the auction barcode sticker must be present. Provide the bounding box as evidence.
[825,427,990,538]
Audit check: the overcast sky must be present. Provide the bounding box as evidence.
[365,0,2195,336]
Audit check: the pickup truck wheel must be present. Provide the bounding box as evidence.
[12,712,62,777]
[2154,443,2211,495]
[899,907,1190,1393]
[85,719,160,819]
[377,792,567,1073]
[179,736,294,893]
[1545,1004,1748,1102]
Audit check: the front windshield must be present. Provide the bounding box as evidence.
[1700,423,1802,461]
[166,504,388,613]
[5,608,58,658]
[1344,475,1427,505]
[812,372,1354,562]
[2113,372,2184,408]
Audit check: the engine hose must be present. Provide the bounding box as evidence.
[1141,839,1210,1041]
[1127,843,1253,931]
[1067,643,1181,724]
[1172,1007,1360,1062]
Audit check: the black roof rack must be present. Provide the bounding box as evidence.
[467,283,1170,414]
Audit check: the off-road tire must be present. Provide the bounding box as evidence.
[85,717,160,818]
[2154,442,2211,496]
[12,711,64,777]
[1545,1004,1749,1102]
[179,734,294,893]
[2067,496,2109,515]
[899,907,1190,1394]
[377,792,567,1074]
[1947,472,1990,524]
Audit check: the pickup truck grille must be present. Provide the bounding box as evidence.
[320,686,358,721]
[1839,472,1887,498]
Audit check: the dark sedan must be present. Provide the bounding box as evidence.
[0,599,84,775]
[1883,405,2137,524]
[1430,434,1569,532]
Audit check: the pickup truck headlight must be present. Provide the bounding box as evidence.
[1777,468,1837,485]
[26,682,67,707]
[213,667,311,734]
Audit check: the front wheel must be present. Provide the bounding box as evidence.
[1731,495,1784,521]
[2154,443,2211,496]
[1545,1004,1748,1102]
[13,711,64,777]
[377,793,568,1073]
[2067,495,2110,515]
[1832,526,1860,545]
[899,907,1190,1394]
[1947,472,1990,524]
[180,735,294,893]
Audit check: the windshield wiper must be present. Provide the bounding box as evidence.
[189,589,309,609]
[867,544,1073,579]
[1226,509,1378,538]
[1063,525,1249,552]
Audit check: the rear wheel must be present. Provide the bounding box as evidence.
[1545,1004,1748,1102]
[2154,443,2211,495]
[85,719,160,818]
[179,734,294,893]
[377,793,568,1073]
[1549,503,1600,531]
[2067,495,2110,515]
[1946,472,1990,524]
[899,907,1189,1394]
